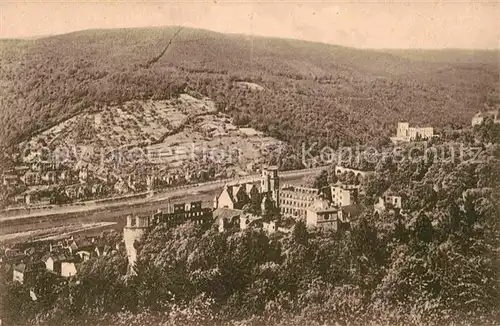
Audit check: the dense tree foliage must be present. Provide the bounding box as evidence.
[2,133,499,325]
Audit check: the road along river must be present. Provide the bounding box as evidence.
[0,167,325,243]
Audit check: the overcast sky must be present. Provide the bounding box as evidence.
[1,1,498,49]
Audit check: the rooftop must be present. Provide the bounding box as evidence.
[308,198,337,213]
[213,207,243,222]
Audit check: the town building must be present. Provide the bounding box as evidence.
[262,220,277,234]
[14,165,30,174]
[390,122,434,143]
[64,185,78,200]
[32,161,60,173]
[13,194,28,205]
[146,175,157,191]
[94,244,112,257]
[78,167,89,184]
[59,170,71,182]
[1,248,27,264]
[13,262,44,284]
[44,253,77,277]
[41,171,58,184]
[66,237,94,255]
[49,242,65,253]
[60,261,78,277]
[13,263,27,283]
[91,184,104,196]
[21,171,42,185]
[2,173,19,186]
[114,178,130,194]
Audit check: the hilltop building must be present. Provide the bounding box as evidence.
[471,110,500,126]
[150,201,212,226]
[390,122,434,143]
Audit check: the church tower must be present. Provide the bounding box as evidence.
[124,215,150,275]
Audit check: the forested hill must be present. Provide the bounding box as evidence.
[0,26,498,149]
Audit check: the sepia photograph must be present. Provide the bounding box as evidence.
[0,1,499,325]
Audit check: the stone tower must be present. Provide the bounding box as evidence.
[124,215,150,274]
[261,166,280,208]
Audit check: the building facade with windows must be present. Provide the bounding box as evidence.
[391,122,434,143]
[331,184,359,207]
[279,184,318,220]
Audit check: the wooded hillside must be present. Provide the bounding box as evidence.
[0,27,498,149]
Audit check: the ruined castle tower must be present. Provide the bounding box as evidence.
[261,166,280,208]
[123,215,150,274]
